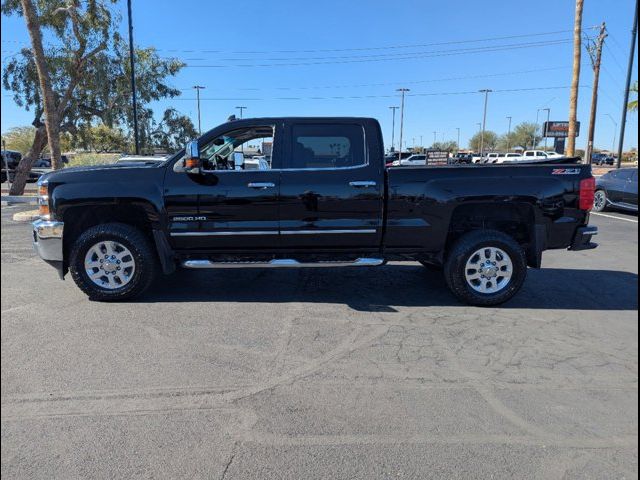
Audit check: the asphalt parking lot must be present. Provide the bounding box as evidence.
[1,205,637,479]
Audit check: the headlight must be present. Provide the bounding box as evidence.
[38,183,50,218]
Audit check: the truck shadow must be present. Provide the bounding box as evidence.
[138,265,638,312]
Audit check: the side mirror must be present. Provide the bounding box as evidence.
[184,140,201,173]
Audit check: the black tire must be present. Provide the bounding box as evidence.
[444,230,527,307]
[593,189,607,212]
[69,222,157,301]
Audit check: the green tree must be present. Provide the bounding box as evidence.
[628,81,638,112]
[149,108,198,153]
[88,124,128,152]
[2,126,36,154]
[2,0,119,194]
[508,122,539,150]
[431,141,458,151]
[3,41,184,191]
[469,131,498,152]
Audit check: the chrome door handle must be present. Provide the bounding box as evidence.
[349,181,377,188]
[247,182,275,189]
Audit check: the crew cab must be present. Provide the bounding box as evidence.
[32,117,598,306]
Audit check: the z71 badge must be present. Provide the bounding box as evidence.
[552,168,581,175]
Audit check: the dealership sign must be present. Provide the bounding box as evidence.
[543,121,580,138]
[426,150,451,166]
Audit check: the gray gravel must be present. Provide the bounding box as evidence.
[1,204,637,479]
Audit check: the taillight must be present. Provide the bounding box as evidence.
[579,177,596,211]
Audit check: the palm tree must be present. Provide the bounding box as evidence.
[628,82,638,112]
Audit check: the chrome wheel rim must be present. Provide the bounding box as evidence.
[594,191,606,210]
[464,247,513,294]
[84,241,136,290]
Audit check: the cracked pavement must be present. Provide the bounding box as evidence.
[1,205,637,479]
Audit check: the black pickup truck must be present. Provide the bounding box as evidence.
[32,117,598,306]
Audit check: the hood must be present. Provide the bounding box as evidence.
[39,161,165,183]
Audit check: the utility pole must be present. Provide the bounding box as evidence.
[397,88,409,161]
[585,22,607,165]
[617,0,638,169]
[605,113,618,154]
[389,106,399,152]
[506,116,512,151]
[236,106,247,119]
[479,89,492,158]
[542,108,551,150]
[193,86,205,135]
[567,0,584,157]
[456,128,460,151]
[433,131,437,145]
[127,0,139,154]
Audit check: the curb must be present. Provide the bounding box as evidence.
[1,195,38,205]
[12,210,40,222]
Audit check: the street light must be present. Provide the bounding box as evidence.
[193,86,205,135]
[396,88,410,161]
[478,89,492,157]
[605,113,618,156]
[389,106,399,152]
[506,116,512,151]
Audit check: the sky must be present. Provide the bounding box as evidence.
[1,0,638,152]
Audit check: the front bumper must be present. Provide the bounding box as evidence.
[32,219,65,277]
[569,225,598,251]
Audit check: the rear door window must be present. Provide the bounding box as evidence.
[289,124,366,169]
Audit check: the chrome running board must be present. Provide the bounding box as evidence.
[182,258,385,269]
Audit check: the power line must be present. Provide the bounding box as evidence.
[169,85,589,102]
[177,65,575,92]
[150,27,598,54]
[182,39,573,68]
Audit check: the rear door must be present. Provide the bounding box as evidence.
[605,170,627,203]
[623,170,638,206]
[278,120,384,250]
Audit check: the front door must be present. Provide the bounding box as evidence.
[164,121,282,251]
[278,121,384,250]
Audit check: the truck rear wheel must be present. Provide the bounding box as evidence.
[69,223,157,301]
[444,230,527,306]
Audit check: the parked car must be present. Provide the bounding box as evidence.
[591,153,615,166]
[1,150,22,182]
[470,153,484,164]
[593,168,638,212]
[388,154,427,167]
[2,150,45,183]
[451,152,473,164]
[496,153,524,163]
[484,152,501,163]
[242,156,270,170]
[32,116,597,306]
[384,151,413,166]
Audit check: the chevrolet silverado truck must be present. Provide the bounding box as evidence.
[32,117,598,306]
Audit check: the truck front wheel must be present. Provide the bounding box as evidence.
[444,230,527,306]
[69,223,157,301]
